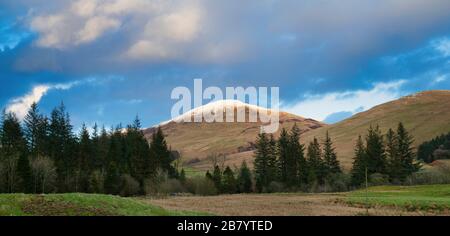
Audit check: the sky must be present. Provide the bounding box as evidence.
[1,0,450,130]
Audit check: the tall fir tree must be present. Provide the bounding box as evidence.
[237,161,252,193]
[385,128,401,182]
[277,128,289,183]
[23,102,49,158]
[365,125,386,175]
[306,137,326,185]
[351,135,367,186]
[322,131,341,175]
[77,124,92,192]
[289,124,307,187]
[0,112,29,193]
[222,166,237,194]
[150,127,175,177]
[396,122,420,180]
[253,133,278,192]
[212,165,222,192]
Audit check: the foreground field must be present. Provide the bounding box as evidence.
[143,184,450,216]
[0,193,203,216]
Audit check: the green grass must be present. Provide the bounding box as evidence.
[0,193,205,216]
[345,184,450,211]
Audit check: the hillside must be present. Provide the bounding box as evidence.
[144,100,325,170]
[301,90,450,169]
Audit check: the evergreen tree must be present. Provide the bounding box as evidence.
[150,127,175,177]
[17,152,32,193]
[253,133,277,192]
[386,128,401,182]
[365,125,386,175]
[322,131,341,175]
[289,124,307,187]
[222,166,237,194]
[0,112,29,193]
[396,122,420,179]
[23,102,48,158]
[237,161,252,193]
[277,128,289,183]
[306,138,326,185]
[212,165,222,192]
[351,135,367,186]
[77,124,92,192]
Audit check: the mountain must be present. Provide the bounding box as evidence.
[143,100,325,170]
[144,90,450,171]
[301,90,450,170]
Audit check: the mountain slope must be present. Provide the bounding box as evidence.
[301,90,450,169]
[143,100,325,170]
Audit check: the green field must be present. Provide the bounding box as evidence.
[0,193,204,216]
[345,184,450,211]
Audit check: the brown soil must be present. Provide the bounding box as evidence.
[140,193,424,216]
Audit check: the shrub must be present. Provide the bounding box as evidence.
[185,176,217,196]
[265,181,285,193]
[369,173,390,186]
[119,174,140,197]
[158,179,186,195]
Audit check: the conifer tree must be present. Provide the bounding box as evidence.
[77,124,92,192]
[306,137,325,184]
[289,124,307,187]
[386,128,401,182]
[237,161,252,193]
[351,135,367,186]
[212,165,222,192]
[322,131,341,175]
[0,112,29,193]
[396,122,420,179]
[254,133,278,192]
[365,125,386,175]
[222,166,237,194]
[150,127,175,177]
[24,102,48,158]
[277,128,289,183]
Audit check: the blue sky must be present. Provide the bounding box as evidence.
[1,0,450,130]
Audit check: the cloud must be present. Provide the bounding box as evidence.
[5,81,80,120]
[433,37,450,57]
[282,80,407,121]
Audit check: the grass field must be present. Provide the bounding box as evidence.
[0,193,204,216]
[345,184,450,212]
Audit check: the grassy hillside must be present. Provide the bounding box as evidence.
[145,111,324,170]
[0,193,203,216]
[302,90,450,169]
[345,184,450,212]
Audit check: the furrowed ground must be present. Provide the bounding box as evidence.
[0,193,205,216]
[141,184,450,216]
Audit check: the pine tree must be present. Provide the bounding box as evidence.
[253,132,278,192]
[288,124,307,187]
[386,128,401,182]
[396,122,420,180]
[212,165,222,192]
[0,112,29,193]
[365,125,386,175]
[351,135,367,186]
[237,161,252,193]
[306,137,326,185]
[322,131,341,175]
[77,124,92,192]
[17,152,32,193]
[277,128,289,183]
[222,166,237,194]
[150,127,175,177]
[23,102,48,158]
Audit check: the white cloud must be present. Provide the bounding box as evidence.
[282,80,407,121]
[5,81,80,120]
[434,37,450,57]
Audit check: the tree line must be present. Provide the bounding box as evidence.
[209,122,422,194]
[417,132,450,163]
[0,102,178,195]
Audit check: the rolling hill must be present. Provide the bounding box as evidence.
[143,100,325,170]
[145,90,450,171]
[301,90,450,169]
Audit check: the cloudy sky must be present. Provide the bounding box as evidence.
[1,0,450,129]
